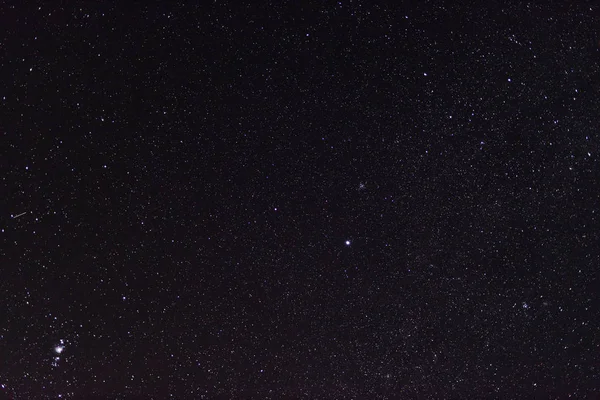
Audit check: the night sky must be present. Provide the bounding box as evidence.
[1,2,599,399]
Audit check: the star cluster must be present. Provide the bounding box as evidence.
[1,2,599,399]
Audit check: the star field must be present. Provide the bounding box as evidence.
[1,2,599,399]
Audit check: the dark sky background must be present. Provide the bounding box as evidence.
[1,1,599,399]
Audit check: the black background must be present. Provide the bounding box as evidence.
[1,1,598,399]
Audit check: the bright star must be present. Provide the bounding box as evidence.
[345,240,351,246]
[54,345,64,354]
